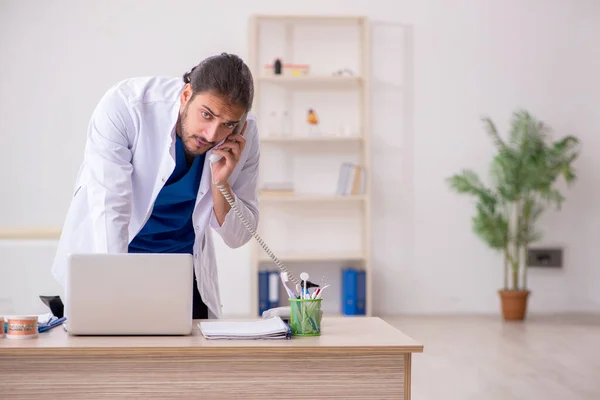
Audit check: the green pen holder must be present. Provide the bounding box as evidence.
[289,298,323,336]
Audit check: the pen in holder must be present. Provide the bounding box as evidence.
[289,298,323,336]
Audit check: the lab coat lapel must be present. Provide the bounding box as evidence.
[151,108,179,205]
[141,133,175,233]
[196,149,214,205]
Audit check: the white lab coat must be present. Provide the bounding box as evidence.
[52,76,260,319]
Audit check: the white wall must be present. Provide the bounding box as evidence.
[409,0,600,314]
[1,0,599,317]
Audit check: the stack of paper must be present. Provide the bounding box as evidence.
[198,317,291,340]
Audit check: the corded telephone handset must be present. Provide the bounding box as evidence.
[208,113,301,287]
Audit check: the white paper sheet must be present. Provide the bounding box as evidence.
[198,317,290,340]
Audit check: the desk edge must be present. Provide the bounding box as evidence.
[0,344,423,357]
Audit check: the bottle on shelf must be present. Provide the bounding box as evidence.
[306,108,320,136]
[274,58,282,75]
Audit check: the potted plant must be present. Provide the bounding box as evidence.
[447,109,580,320]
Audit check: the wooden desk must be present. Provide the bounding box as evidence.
[0,317,423,399]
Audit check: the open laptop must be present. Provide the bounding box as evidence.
[64,253,193,335]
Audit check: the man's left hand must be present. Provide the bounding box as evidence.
[210,121,247,184]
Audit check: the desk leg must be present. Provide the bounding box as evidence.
[404,353,412,400]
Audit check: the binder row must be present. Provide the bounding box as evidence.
[257,268,366,316]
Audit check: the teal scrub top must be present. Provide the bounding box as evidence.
[128,135,205,254]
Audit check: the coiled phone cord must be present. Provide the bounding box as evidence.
[210,161,300,287]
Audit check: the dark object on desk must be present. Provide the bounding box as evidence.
[39,295,64,318]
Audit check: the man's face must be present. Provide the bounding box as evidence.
[177,85,246,157]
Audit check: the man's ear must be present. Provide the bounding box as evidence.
[180,84,193,106]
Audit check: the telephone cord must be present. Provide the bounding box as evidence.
[210,164,300,287]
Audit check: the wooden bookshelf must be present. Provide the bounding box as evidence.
[248,15,372,317]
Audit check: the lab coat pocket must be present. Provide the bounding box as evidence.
[198,232,214,281]
[201,233,214,277]
[204,233,221,291]
[73,185,83,198]
[200,231,207,252]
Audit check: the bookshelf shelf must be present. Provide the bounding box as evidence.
[249,14,372,318]
[259,194,366,203]
[260,135,363,143]
[258,252,365,263]
[258,75,362,88]
[0,227,61,240]
[250,15,364,23]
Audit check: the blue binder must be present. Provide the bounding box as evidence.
[341,268,366,315]
[356,269,366,315]
[341,268,358,315]
[258,270,269,315]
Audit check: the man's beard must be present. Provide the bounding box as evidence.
[177,106,213,157]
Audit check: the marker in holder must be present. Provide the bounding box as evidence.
[289,298,323,336]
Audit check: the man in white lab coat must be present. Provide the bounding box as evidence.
[52,53,260,319]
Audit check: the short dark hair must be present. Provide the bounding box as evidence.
[183,53,254,111]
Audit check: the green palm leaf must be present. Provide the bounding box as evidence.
[447,109,580,290]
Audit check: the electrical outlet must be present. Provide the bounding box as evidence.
[527,247,563,268]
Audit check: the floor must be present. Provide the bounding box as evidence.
[384,314,600,400]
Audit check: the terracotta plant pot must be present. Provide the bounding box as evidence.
[498,290,530,321]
